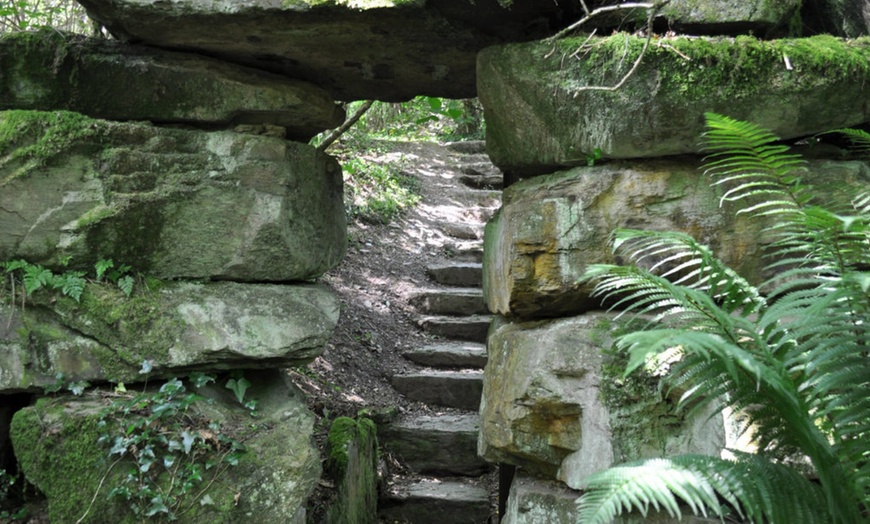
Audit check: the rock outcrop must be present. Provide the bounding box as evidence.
[483,157,870,319]
[479,313,725,490]
[0,31,344,138]
[479,34,870,177]
[0,111,346,281]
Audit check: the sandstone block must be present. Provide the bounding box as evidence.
[479,313,725,489]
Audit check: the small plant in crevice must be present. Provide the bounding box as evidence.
[1,257,135,308]
[92,371,250,522]
[0,468,28,521]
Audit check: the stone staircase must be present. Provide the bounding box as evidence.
[378,141,502,524]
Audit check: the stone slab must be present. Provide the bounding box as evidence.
[426,262,483,287]
[479,34,870,176]
[409,288,488,316]
[0,31,343,139]
[418,315,492,343]
[403,342,487,369]
[391,370,483,410]
[379,478,490,524]
[380,414,490,476]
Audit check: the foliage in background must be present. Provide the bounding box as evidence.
[0,0,92,34]
[341,155,419,224]
[577,114,870,523]
[312,96,483,225]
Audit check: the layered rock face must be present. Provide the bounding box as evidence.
[476,10,870,522]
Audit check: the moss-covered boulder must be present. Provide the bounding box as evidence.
[10,369,321,523]
[0,281,340,391]
[479,313,725,490]
[0,31,343,139]
[479,34,870,177]
[483,157,870,319]
[659,0,800,33]
[0,111,345,281]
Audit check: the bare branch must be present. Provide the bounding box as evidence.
[316,100,375,152]
[549,0,671,41]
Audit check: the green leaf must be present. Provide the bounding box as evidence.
[225,376,251,405]
[95,258,114,280]
[117,275,134,297]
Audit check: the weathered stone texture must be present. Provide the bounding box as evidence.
[10,369,320,523]
[76,0,583,101]
[483,157,870,319]
[479,313,725,490]
[479,34,870,177]
[0,31,343,138]
[660,0,801,31]
[0,111,346,281]
[0,281,340,391]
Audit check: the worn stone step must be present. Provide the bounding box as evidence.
[459,173,503,190]
[380,414,491,476]
[379,478,491,524]
[418,315,492,343]
[409,288,488,316]
[442,187,502,208]
[427,262,483,287]
[442,241,484,263]
[441,221,484,241]
[403,342,487,369]
[391,370,483,410]
[443,140,487,155]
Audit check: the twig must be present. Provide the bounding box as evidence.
[548,0,671,41]
[659,42,692,61]
[569,29,598,59]
[572,5,659,95]
[316,100,375,152]
[76,456,124,524]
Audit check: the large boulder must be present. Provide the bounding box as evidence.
[479,34,870,177]
[0,281,340,391]
[75,0,584,101]
[479,313,725,490]
[10,369,321,523]
[0,111,346,280]
[0,31,344,139]
[483,157,870,319]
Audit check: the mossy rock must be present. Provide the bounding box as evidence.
[10,369,320,523]
[479,34,870,176]
[324,417,378,524]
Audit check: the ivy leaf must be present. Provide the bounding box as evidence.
[181,430,196,454]
[189,372,215,389]
[67,381,90,396]
[226,377,251,404]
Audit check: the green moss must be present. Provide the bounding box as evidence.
[0,110,104,184]
[47,282,179,382]
[9,399,127,524]
[324,417,378,524]
[555,34,870,102]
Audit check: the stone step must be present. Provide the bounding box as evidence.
[379,477,491,524]
[459,172,503,190]
[441,221,484,241]
[379,414,491,476]
[391,370,483,410]
[427,262,483,287]
[418,315,492,343]
[441,187,502,208]
[442,241,484,263]
[443,140,487,155]
[403,342,487,369]
[409,288,488,316]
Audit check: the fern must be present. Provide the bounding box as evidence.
[578,114,870,524]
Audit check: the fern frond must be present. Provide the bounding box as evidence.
[821,128,870,157]
[577,454,830,524]
[702,112,808,216]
